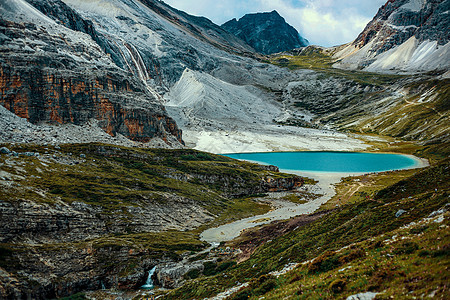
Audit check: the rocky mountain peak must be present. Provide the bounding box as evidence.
[353,0,449,52]
[221,10,308,55]
[334,0,449,73]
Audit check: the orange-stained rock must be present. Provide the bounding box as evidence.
[0,20,183,145]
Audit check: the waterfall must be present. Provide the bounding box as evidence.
[141,266,157,290]
[124,43,150,82]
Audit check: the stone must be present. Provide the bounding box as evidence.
[395,209,407,218]
[346,292,379,300]
[0,147,11,154]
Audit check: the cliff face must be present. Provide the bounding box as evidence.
[353,0,449,52]
[334,0,450,73]
[59,0,260,87]
[0,144,303,298]
[222,11,308,54]
[0,4,183,145]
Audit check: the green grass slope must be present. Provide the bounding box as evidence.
[268,48,449,145]
[163,159,449,299]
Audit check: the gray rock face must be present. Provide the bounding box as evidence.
[334,0,450,73]
[0,197,213,244]
[222,10,309,54]
[59,0,259,87]
[0,243,172,299]
[24,0,125,69]
[0,0,184,146]
[354,0,450,54]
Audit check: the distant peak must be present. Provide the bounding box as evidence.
[221,10,308,54]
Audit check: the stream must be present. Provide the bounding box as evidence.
[200,171,344,244]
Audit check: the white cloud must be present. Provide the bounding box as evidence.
[162,0,386,46]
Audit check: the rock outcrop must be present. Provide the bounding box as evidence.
[353,0,449,53]
[334,0,450,73]
[222,10,309,55]
[0,243,168,299]
[0,0,184,146]
[0,144,304,298]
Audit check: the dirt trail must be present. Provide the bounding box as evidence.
[201,172,342,244]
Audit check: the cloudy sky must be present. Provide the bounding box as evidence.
[162,0,387,47]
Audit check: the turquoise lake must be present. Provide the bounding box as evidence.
[224,151,420,173]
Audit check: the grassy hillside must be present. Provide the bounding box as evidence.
[163,158,449,299]
[268,48,449,145]
[0,143,303,298]
[346,79,450,144]
[0,143,297,214]
[269,48,404,86]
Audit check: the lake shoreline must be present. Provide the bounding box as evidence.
[201,151,429,245]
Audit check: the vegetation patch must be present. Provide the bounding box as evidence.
[163,158,449,299]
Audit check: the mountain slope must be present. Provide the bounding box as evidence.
[1,0,324,150]
[60,0,258,88]
[334,0,450,73]
[0,143,302,298]
[0,0,183,146]
[222,10,308,55]
[165,68,367,154]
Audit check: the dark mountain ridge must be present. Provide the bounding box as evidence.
[222,10,309,54]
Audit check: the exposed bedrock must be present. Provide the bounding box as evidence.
[0,18,183,145]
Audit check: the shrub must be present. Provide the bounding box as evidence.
[418,250,430,257]
[409,225,428,234]
[329,279,346,293]
[216,261,236,273]
[229,289,251,300]
[308,251,339,273]
[431,245,450,257]
[369,267,404,290]
[254,279,277,296]
[368,240,384,249]
[289,273,303,284]
[202,261,218,276]
[184,269,200,280]
[339,248,366,264]
[393,241,419,255]
[241,274,278,297]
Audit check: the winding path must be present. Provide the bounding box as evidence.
[200,172,343,244]
[201,154,428,244]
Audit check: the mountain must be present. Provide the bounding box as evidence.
[0,0,266,147]
[222,10,309,55]
[0,0,449,299]
[334,0,450,73]
[1,0,362,154]
[0,0,183,147]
